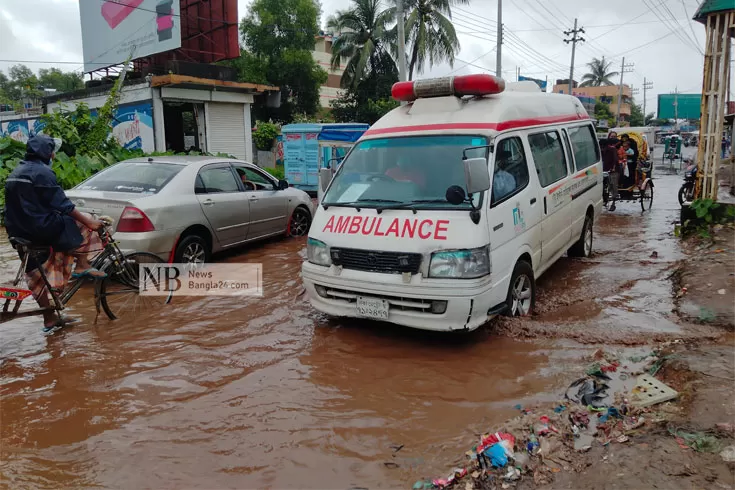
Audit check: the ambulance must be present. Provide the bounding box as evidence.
[301,74,603,332]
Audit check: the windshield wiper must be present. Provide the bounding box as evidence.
[322,198,403,211]
[373,199,456,213]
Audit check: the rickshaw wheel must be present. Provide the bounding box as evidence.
[640,181,653,211]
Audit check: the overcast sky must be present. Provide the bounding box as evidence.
[0,0,732,117]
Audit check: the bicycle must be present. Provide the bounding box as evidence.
[0,214,170,329]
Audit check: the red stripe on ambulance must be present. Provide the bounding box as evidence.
[322,216,449,240]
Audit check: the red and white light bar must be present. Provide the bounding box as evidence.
[391,74,506,102]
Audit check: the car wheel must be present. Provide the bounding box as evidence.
[503,260,535,317]
[288,207,311,237]
[568,214,593,258]
[174,235,210,264]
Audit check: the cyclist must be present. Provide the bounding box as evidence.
[4,134,106,333]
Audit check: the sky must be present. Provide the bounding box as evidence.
[0,0,732,117]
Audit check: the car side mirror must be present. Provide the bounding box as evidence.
[463,157,491,195]
[319,168,332,191]
[278,179,289,190]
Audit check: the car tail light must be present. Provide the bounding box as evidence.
[117,206,155,233]
[391,74,505,102]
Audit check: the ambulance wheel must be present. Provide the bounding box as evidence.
[504,260,535,317]
[568,213,593,258]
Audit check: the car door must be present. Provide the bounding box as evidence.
[195,164,250,247]
[232,163,288,238]
[527,129,572,266]
[487,134,540,281]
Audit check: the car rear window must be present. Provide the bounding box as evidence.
[76,162,183,194]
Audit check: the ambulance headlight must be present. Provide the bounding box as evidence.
[429,246,490,278]
[307,238,331,266]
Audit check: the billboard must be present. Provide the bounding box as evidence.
[657,93,701,120]
[519,75,547,90]
[91,101,155,152]
[80,0,182,73]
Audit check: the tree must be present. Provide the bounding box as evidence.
[593,101,615,128]
[645,112,656,125]
[38,68,84,93]
[629,102,645,126]
[391,0,467,80]
[330,49,399,124]
[327,0,394,89]
[579,57,619,87]
[240,0,327,122]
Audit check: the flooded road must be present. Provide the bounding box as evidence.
[0,172,716,489]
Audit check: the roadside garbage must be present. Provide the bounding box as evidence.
[630,374,678,407]
[419,348,686,489]
[720,445,735,463]
[565,377,609,408]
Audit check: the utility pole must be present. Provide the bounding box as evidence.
[615,57,634,126]
[673,86,679,132]
[643,78,653,122]
[563,19,585,96]
[396,0,407,83]
[496,0,502,77]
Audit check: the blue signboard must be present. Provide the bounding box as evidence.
[519,75,547,90]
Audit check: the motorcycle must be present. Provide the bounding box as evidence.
[678,160,697,206]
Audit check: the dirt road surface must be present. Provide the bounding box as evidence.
[0,172,732,489]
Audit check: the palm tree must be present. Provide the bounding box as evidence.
[579,57,619,87]
[327,0,394,90]
[387,0,468,80]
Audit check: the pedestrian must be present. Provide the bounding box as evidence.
[601,138,620,211]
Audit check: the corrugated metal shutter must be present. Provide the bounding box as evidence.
[207,102,246,159]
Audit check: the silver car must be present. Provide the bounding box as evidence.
[65,156,315,263]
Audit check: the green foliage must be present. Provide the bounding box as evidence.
[240,0,320,57]
[593,102,615,128]
[253,121,280,151]
[264,166,285,180]
[629,103,645,127]
[331,94,398,124]
[394,0,467,80]
[579,57,619,87]
[238,0,326,123]
[38,68,84,93]
[0,64,84,110]
[681,199,735,238]
[221,50,270,85]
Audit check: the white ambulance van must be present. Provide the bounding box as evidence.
[301,74,603,332]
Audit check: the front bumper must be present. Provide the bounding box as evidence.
[301,262,503,332]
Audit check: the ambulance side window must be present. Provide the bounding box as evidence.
[528,130,568,187]
[491,136,530,207]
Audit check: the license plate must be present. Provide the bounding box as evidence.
[356,296,389,320]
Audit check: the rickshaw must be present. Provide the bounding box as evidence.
[602,131,654,211]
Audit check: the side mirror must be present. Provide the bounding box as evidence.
[463,157,491,195]
[326,158,341,169]
[318,168,332,191]
[278,179,289,190]
[445,185,466,205]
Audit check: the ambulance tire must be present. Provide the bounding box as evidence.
[568,214,593,258]
[504,260,535,317]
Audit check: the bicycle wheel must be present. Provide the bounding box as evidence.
[98,252,170,321]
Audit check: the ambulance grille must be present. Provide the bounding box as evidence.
[329,247,423,275]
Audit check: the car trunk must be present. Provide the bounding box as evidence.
[64,190,151,229]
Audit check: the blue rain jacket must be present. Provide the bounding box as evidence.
[3,135,82,252]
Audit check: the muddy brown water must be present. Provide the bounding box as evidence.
[0,172,703,489]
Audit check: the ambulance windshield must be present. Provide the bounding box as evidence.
[322,135,489,209]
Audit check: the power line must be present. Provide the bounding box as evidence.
[447,46,497,75]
